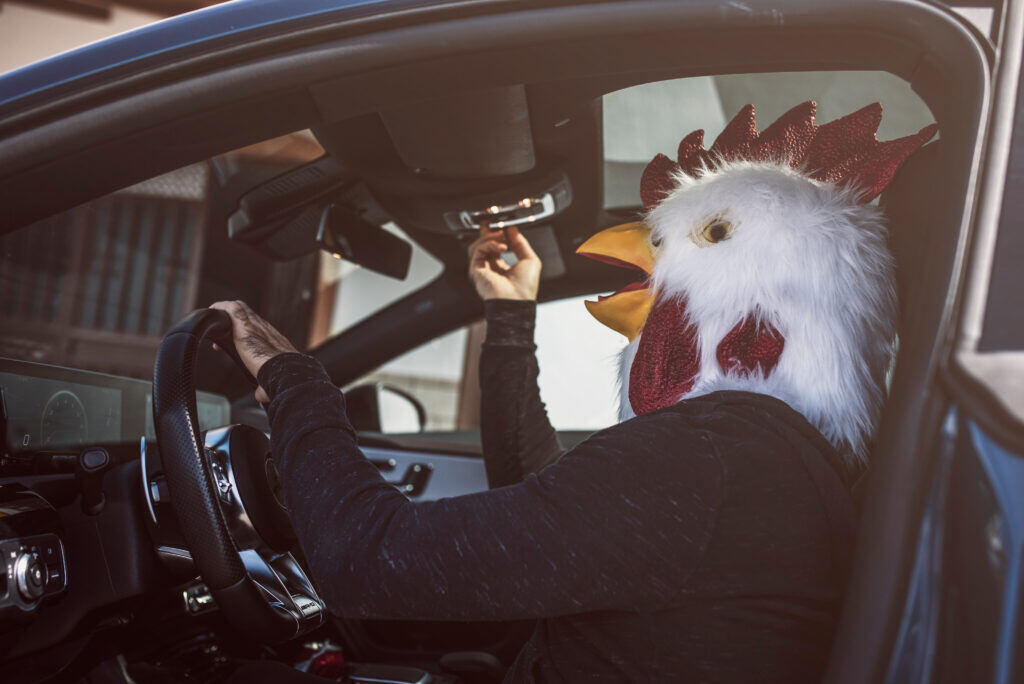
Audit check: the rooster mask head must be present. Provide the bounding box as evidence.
[578,101,937,464]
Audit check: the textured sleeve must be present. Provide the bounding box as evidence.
[259,352,724,621]
[478,300,563,488]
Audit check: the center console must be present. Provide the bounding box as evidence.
[0,485,67,623]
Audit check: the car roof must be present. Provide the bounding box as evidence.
[0,0,437,113]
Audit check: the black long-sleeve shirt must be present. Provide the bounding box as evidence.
[259,301,857,683]
[478,300,563,488]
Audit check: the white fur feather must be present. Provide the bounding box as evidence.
[631,160,897,465]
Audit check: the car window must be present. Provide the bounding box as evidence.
[0,133,438,380]
[350,296,626,435]
[1,70,936,396]
[318,221,443,342]
[604,70,934,208]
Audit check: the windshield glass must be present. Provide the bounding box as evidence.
[604,70,933,207]
[349,295,625,437]
[0,132,438,380]
[1,70,935,438]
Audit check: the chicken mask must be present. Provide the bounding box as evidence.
[578,101,937,463]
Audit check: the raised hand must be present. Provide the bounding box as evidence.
[467,225,542,301]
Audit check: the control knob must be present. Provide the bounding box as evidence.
[13,552,46,601]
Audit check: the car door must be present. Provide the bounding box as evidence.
[829,3,1024,682]
[930,2,1024,680]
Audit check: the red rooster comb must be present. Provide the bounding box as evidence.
[639,101,938,209]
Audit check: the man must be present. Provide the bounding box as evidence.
[215,101,934,681]
[212,232,853,683]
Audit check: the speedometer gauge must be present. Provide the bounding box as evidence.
[40,390,88,449]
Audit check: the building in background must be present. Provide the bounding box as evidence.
[0,134,324,378]
[0,1,208,76]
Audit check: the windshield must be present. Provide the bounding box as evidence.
[0,133,439,381]
[604,70,933,207]
[1,70,935,441]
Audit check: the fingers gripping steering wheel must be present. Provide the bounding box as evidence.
[153,308,324,643]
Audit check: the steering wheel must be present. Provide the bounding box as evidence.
[153,308,325,643]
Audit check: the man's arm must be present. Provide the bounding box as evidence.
[466,226,562,487]
[479,299,563,488]
[260,352,723,622]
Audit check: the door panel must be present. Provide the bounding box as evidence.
[937,417,1024,683]
[883,2,1024,681]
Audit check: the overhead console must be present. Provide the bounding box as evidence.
[377,85,536,179]
[313,85,574,237]
[227,85,578,279]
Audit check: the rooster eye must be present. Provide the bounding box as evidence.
[700,218,733,245]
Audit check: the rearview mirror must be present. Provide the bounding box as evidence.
[317,205,412,280]
[226,158,411,279]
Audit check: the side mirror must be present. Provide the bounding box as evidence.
[344,383,426,434]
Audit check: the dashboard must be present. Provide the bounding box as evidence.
[0,358,233,651]
[0,356,496,670]
[0,357,490,500]
[0,358,230,461]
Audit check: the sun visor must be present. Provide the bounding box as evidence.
[379,85,535,178]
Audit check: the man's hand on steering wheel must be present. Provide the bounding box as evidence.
[210,300,297,403]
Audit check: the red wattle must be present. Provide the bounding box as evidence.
[629,298,700,415]
[716,314,785,376]
[629,302,787,417]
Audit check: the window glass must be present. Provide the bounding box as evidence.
[352,296,626,435]
[603,71,934,207]
[951,6,995,37]
[1,165,220,378]
[979,46,1024,351]
[356,327,470,431]
[535,297,623,429]
[321,222,443,340]
[0,131,439,380]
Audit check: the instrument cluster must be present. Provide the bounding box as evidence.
[0,373,121,456]
[0,358,229,462]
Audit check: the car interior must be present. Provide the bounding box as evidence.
[0,1,1000,682]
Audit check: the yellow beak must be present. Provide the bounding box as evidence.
[576,222,656,341]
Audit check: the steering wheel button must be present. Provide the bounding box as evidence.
[295,596,321,616]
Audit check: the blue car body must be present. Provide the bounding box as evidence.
[0,0,433,111]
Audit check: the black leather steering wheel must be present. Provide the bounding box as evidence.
[153,308,325,643]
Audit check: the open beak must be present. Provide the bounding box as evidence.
[576,221,656,341]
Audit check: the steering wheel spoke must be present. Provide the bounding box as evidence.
[239,548,325,629]
[268,552,320,602]
[203,424,327,638]
[246,549,326,627]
